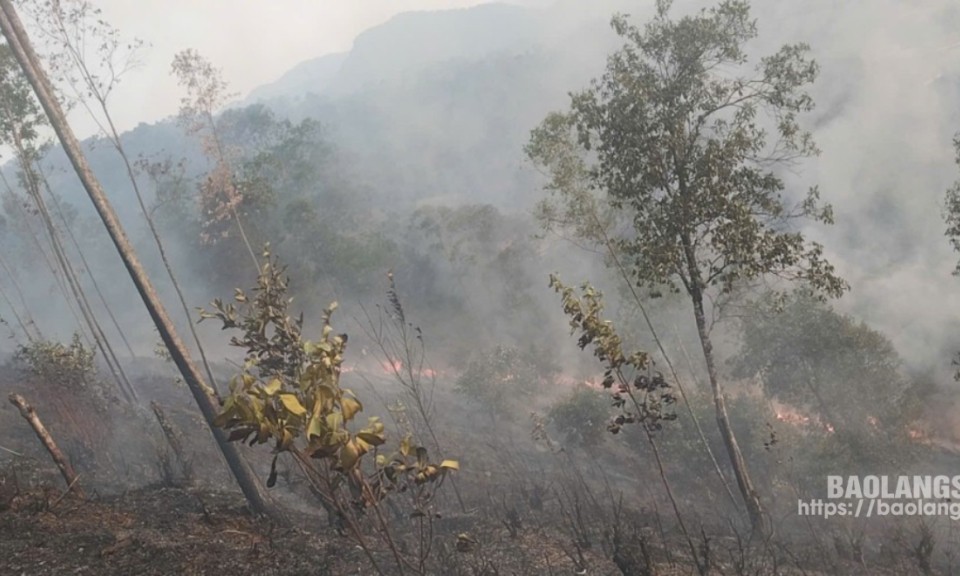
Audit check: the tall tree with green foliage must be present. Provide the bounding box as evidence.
[526,0,846,533]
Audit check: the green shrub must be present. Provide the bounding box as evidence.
[454,345,544,419]
[548,385,610,448]
[15,333,96,389]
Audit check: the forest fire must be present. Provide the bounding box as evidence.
[908,427,930,443]
[772,404,835,433]
[2,0,959,571]
[774,408,811,426]
[341,359,442,380]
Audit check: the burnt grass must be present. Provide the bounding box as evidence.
[0,486,346,576]
[2,361,959,575]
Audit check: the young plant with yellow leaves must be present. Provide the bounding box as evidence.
[200,247,458,575]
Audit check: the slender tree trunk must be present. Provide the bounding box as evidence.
[40,164,137,359]
[0,251,41,340]
[685,260,767,536]
[81,88,221,392]
[590,207,739,510]
[0,0,278,519]
[675,214,766,533]
[0,282,33,340]
[0,172,90,344]
[11,133,136,403]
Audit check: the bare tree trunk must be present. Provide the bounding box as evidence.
[679,232,766,536]
[688,280,767,536]
[8,393,85,498]
[0,1,277,519]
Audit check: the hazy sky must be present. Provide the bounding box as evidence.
[57,0,549,137]
[15,0,960,375]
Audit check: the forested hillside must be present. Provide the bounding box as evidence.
[3,1,960,574]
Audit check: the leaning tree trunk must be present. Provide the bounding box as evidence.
[691,293,767,535]
[9,393,85,499]
[0,0,277,519]
[682,239,767,536]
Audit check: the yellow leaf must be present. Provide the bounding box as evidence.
[316,384,336,404]
[326,412,343,431]
[257,421,272,443]
[279,393,307,416]
[356,431,386,447]
[400,434,413,457]
[341,397,362,422]
[278,428,294,451]
[440,460,460,471]
[363,418,384,434]
[339,440,361,470]
[249,396,265,420]
[355,436,372,455]
[214,396,237,427]
[307,415,324,439]
[263,378,282,396]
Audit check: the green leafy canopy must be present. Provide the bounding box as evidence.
[527,0,846,302]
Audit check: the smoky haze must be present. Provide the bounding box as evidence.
[60,0,960,370]
[4,1,960,572]
[1,0,958,400]
[64,0,555,138]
